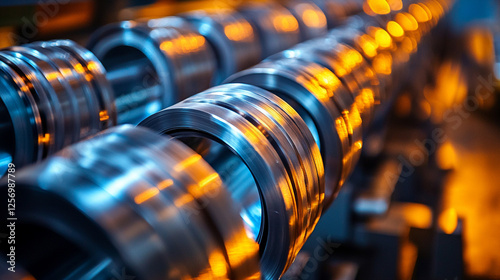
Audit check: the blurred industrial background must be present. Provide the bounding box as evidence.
[0,0,499,280]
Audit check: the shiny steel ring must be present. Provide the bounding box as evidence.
[0,40,114,172]
[238,2,301,59]
[226,59,349,209]
[0,125,259,280]
[140,83,322,279]
[88,17,216,124]
[265,58,364,174]
[271,39,376,130]
[182,8,262,85]
[185,84,324,249]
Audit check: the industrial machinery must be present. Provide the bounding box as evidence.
[0,0,498,279]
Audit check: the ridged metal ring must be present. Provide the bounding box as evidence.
[270,38,377,130]
[185,84,325,246]
[140,83,323,279]
[0,125,260,280]
[238,2,301,59]
[182,8,262,85]
[226,58,352,208]
[88,17,216,124]
[0,40,115,172]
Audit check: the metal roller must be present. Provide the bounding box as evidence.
[0,40,116,174]
[238,2,301,59]
[226,58,361,208]
[268,38,378,130]
[325,0,448,116]
[284,0,328,41]
[181,8,262,85]
[0,1,456,279]
[140,83,324,279]
[326,19,392,100]
[87,17,216,124]
[0,125,260,280]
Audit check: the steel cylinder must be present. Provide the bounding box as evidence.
[0,40,116,173]
[0,125,260,280]
[181,8,262,85]
[87,17,216,124]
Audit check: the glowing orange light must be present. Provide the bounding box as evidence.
[401,36,417,53]
[44,72,60,82]
[272,14,299,33]
[161,35,206,54]
[174,154,202,172]
[467,28,495,66]
[224,21,254,41]
[315,68,341,93]
[173,192,194,208]
[425,0,444,21]
[87,61,100,72]
[342,110,354,136]
[387,21,404,38]
[372,52,392,75]
[38,133,51,144]
[402,203,433,228]
[199,173,220,188]
[369,27,392,49]
[160,41,174,52]
[386,0,403,11]
[356,88,375,115]
[423,62,466,123]
[439,208,458,234]
[338,46,363,73]
[74,63,85,74]
[224,230,260,272]
[335,117,349,142]
[301,6,327,28]
[349,106,363,128]
[366,0,391,15]
[354,140,363,150]
[60,68,73,77]
[158,179,173,190]
[305,81,330,101]
[409,3,431,22]
[396,13,418,31]
[437,141,457,170]
[420,100,432,118]
[134,188,160,204]
[209,250,229,277]
[356,34,378,58]
[99,110,110,121]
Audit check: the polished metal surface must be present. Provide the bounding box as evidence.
[0,0,456,279]
[269,37,378,129]
[0,40,116,173]
[284,0,328,41]
[238,2,301,59]
[140,83,324,279]
[0,125,260,280]
[182,8,262,85]
[226,58,354,208]
[88,17,216,124]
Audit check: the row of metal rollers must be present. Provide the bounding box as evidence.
[0,0,452,279]
[0,0,360,170]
